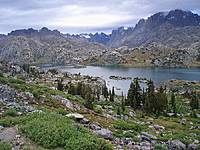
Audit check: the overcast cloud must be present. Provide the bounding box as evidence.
[0,0,200,34]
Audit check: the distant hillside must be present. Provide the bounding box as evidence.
[106,9,200,48]
[0,27,106,65]
[84,9,200,67]
[0,9,200,67]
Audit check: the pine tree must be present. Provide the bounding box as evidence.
[154,86,168,115]
[84,86,93,109]
[171,92,176,114]
[109,87,115,102]
[111,87,115,101]
[117,106,121,115]
[127,82,135,106]
[102,85,109,100]
[68,84,76,95]
[121,92,125,114]
[190,91,199,110]
[57,79,64,91]
[76,82,83,95]
[133,78,141,108]
[81,84,86,98]
[127,78,141,108]
[145,79,155,113]
[141,88,146,107]
[22,64,30,73]
[109,90,112,101]
[96,88,101,101]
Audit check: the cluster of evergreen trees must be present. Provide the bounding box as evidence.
[57,81,112,109]
[126,78,199,115]
[57,78,199,115]
[126,78,170,115]
[68,82,95,109]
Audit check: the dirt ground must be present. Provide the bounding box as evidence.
[0,127,39,150]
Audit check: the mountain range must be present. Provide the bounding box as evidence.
[0,9,200,67]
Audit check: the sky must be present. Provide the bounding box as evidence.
[0,0,200,34]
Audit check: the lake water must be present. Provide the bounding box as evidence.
[43,65,200,95]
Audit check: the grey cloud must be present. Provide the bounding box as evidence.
[0,0,200,34]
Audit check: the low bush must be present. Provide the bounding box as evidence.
[114,130,138,139]
[93,105,103,114]
[0,141,12,150]
[32,89,43,99]
[8,78,25,85]
[0,77,8,84]
[113,120,142,132]
[0,71,3,77]
[56,108,69,115]
[154,144,168,150]
[3,108,17,117]
[19,112,113,149]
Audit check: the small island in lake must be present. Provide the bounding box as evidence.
[109,75,132,80]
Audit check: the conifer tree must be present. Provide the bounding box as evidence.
[133,78,141,108]
[111,86,115,101]
[127,82,135,106]
[145,79,155,113]
[81,83,86,98]
[190,91,199,110]
[127,78,141,108]
[171,92,176,114]
[96,88,101,101]
[22,64,30,73]
[141,88,146,107]
[109,90,112,101]
[76,82,83,95]
[68,84,76,95]
[155,86,168,115]
[117,106,121,115]
[84,86,93,109]
[121,92,125,114]
[57,79,64,91]
[102,85,109,100]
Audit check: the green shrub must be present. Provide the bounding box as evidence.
[19,113,113,149]
[154,144,168,150]
[0,141,12,150]
[93,105,103,114]
[65,134,112,150]
[8,78,25,84]
[113,130,139,141]
[32,89,42,99]
[123,131,138,138]
[0,77,8,84]
[9,83,27,91]
[0,115,36,127]
[113,130,124,138]
[56,108,69,115]
[4,108,17,117]
[113,120,142,131]
[0,72,3,77]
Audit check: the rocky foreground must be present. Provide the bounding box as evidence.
[0,62,199,150]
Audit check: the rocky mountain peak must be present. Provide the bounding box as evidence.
[135,9,200,30]
[106,9,200,48]
[8,28,38,36]
[8,27,61,37]
[165,9,200,26]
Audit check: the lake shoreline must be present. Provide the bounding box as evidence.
[39,63,200,70]
[85,62,200,69]
[40,65,200,95]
